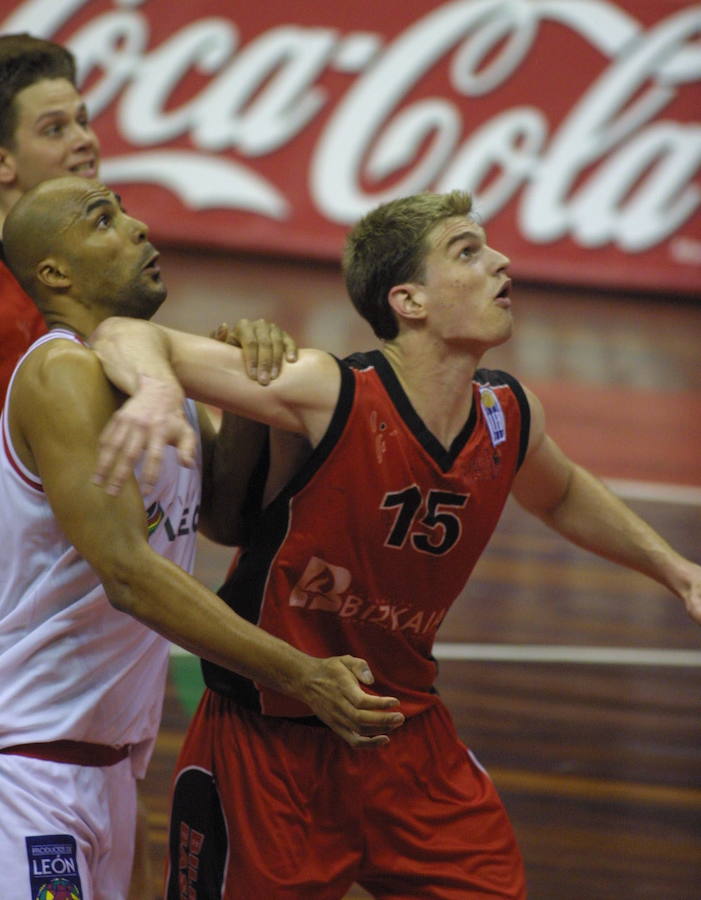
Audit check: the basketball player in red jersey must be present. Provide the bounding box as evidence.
[92,189,701,899]
[0,34,101,407]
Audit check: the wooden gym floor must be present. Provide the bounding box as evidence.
[140,247,701,898]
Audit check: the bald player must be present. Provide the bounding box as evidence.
[0,176,403,899]
[0,35,308,895]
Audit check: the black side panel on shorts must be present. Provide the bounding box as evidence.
[166,767,228,898]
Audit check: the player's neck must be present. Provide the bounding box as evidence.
[48,320,88,341]
[44,308,104,344]
[381,338,479,449]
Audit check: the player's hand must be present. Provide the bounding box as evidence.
[295,655,405,748]
[210,318,297,385]
[680,562,701,626]
[93,375,197,495]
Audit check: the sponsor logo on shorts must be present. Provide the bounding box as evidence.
[25,835,82,900]
[177,821,205,897]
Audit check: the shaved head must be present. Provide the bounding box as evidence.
[3,175,91,301]
[3,176,166,320]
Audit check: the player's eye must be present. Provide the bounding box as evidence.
[42,122,64,137]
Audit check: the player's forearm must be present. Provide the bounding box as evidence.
[101,545,311,697]
[91,317,180,397]
[537,464,689,597]
[93,317,265,420]
[99,544,408,746]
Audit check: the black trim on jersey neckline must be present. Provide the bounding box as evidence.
[348,349,477,473]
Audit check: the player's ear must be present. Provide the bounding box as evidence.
[37,257,71,291]
[0,146,17,185]
[388,283,426,324]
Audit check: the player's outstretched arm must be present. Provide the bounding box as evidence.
[512,386,701,625]
[91,317,339,494]
[89,317,299,494]
[13,342,402,747]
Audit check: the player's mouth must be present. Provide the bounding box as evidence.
[69,159,97,177]
[142,250,161,280]
[494,279,512,309]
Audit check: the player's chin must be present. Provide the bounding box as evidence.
[121,283,168,319]
[490,317,513,346]
[142,280,167,308]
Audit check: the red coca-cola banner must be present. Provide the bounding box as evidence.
[2,0,700,294]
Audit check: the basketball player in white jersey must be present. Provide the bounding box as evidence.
[0,176,404,899]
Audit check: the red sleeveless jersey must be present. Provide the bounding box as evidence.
[0,255,46,408]
[205,350,530,718]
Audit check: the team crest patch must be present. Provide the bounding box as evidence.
[25,835,82,900]
[145,500,164,536]
[479,387,506,447]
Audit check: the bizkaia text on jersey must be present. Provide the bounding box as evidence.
[290,555,448,639]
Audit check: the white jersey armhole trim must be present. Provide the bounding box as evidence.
[2,329,85,493]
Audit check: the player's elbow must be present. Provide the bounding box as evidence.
[102,576,136,616]
[97,548,154,618]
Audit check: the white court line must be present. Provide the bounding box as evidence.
[171,644,701,667]
[433,643,701,667]
[605,478,701,506]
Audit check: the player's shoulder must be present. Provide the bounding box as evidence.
[475,367,531,431]
[283,348,341,391]
[24,334,101,384]
[342,349,379,371]
[295,347,337,369]
[473,367,521,390]
[14,334,116,420]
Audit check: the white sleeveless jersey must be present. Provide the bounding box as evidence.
[0,330,202,776]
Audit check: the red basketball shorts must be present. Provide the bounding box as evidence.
[165,689,526,899]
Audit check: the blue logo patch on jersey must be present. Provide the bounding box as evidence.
[25,835,82,900]
[479,387,506,447]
